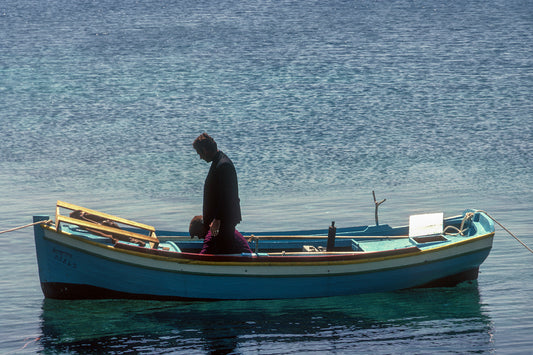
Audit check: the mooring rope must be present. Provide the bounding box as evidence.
[475,210,533,254]
[0,219,52,235]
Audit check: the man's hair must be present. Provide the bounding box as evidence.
[189,215,208,239]
[193,133,217,153]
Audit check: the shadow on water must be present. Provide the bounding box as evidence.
[39,282,494,354]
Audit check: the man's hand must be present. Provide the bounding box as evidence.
[210,219,221,236]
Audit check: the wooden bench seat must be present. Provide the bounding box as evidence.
[55,200,159,248]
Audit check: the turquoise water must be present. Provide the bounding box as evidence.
[1,0,532,353]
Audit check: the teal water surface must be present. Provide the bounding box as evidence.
[0,0,531,353]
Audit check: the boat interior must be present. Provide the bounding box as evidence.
[49,201,476,257]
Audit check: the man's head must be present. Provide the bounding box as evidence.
[189,215,209,239]
[193,133,218,162]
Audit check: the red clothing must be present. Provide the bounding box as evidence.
[200,229,252,255]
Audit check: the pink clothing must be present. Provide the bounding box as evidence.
[200,229,252,255]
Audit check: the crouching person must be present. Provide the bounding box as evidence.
[189,215,251,255]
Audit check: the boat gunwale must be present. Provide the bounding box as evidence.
[39,223,494,268]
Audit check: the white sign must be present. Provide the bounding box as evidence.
[409,212,444,237]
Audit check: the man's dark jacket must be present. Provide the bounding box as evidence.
[203,151,242,228]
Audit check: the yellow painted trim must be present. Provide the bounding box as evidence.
[173,232,485,266]
[42,224,494,268]
[43,224,117,250]
[165,232,494,267]
[247,235,409,240]
[42,224,178,263]
[56,200,155,232]
[416,232,495,254]
[55,216,160,244]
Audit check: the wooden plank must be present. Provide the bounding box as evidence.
[57,215,159,245]
[56,200,155,232]
[267,246,420,258]
[245,235,409,240]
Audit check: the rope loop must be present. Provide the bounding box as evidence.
[444,212,474,236]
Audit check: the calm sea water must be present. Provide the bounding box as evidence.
[1,0,531,353]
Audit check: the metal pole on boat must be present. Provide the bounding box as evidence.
[327,221,336,251]
[372,191,386,226]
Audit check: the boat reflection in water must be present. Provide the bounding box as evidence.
[39,283,494,354]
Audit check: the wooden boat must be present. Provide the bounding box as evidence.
[32,201,495,300]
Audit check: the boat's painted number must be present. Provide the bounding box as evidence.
[52,248,77,269]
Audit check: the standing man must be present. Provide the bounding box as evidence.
[193,133,242,254]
